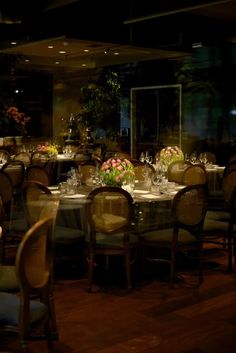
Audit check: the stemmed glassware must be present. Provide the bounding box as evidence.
[139,151,153,164]
[190,152,197,164]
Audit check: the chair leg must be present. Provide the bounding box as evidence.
[87,256,94,292]
[125,251,132,289]
[227,223,233,272]
[198,244,204,285]
[169,251,176,289]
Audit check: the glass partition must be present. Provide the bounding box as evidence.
[130,84,182,158]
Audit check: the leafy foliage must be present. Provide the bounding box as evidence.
[80,69,121,130]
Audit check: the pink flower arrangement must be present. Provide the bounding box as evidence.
[36,142,58,156]
[99,157,135,187]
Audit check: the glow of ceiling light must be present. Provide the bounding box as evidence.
[11,41,17,45]
[48,45,53,49]
[59,50,66,54]
[114,52,119,55]
[104,48,110,54]
[55,61,60,65]
[192,42,203,48]
[83,49,89,52]
[25,59,30,62]
[82,63,87,66]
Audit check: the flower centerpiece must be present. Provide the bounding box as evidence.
[99,157,135,187]
[5,106,31,136]
[36,142,59,157]
[159,146,184,168]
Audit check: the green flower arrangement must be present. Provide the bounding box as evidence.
[99,157,135,187]
[159,146,184,167]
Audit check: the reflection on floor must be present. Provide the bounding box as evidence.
[1,246,236,353]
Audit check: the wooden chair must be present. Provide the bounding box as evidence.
[13,151,31,167]
[30,150,51,165]
[22,180,85,268]
[30,151,56,184]
[0,149,11,163]
[223,159,236,178]
[0,217,57,352]
[25,164,50,186]
[198,151,217,164]
[139,184,208,288]
[202,169,236,271]
[86,186,138,291]
[182,164,208,186]
[113,151,132,160]
[133,161,155,189]
[78,162,97,186]
[2,160,25,204]
[167,160,191,184]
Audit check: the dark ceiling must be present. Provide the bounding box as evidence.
[0,0,236,72]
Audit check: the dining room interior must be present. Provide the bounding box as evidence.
[1,1,236,353]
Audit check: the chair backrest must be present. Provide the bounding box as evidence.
[172,184,208,236]
[13,151,31,167]
[222,169,236,207]
[133,162,155,184]
[2,160,25,189]
[22,180,59,228]
[198,151,217,164]
[0,149,11,163]
[30,150,51,165]
[114,151,131,160]
[79,162,97,186]
[167,160,191,183]
[15,217,54,339]
[0,170,14,216]
[16,217,54,289]
[86,186,133,237]
[182,164,208,185]
[25,164,50,186]
[223,159,236,178]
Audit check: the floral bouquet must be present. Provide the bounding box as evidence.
[159,146,184,168]
[5,106,31,135]
[36,142,58,157]
[99,157,135,187]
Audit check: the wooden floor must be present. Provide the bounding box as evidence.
[2,248,236,353]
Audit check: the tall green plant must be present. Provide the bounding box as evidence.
[80,69,121,131]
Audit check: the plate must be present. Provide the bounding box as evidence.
[134,189,149,194]
[140,194,162,199]
[63,194,86,199]
[48,186,59,190]
[174,185,186,190]
[51,190,61,195]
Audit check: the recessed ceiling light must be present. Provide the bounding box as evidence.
[25,58,30,62]
[82,63,87,66]
[59,50,66,54]
[114,52,119,55]
[48,45,53,49]
[11,41,17,45]
[83,49,89,52]
[55,61,60,65]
